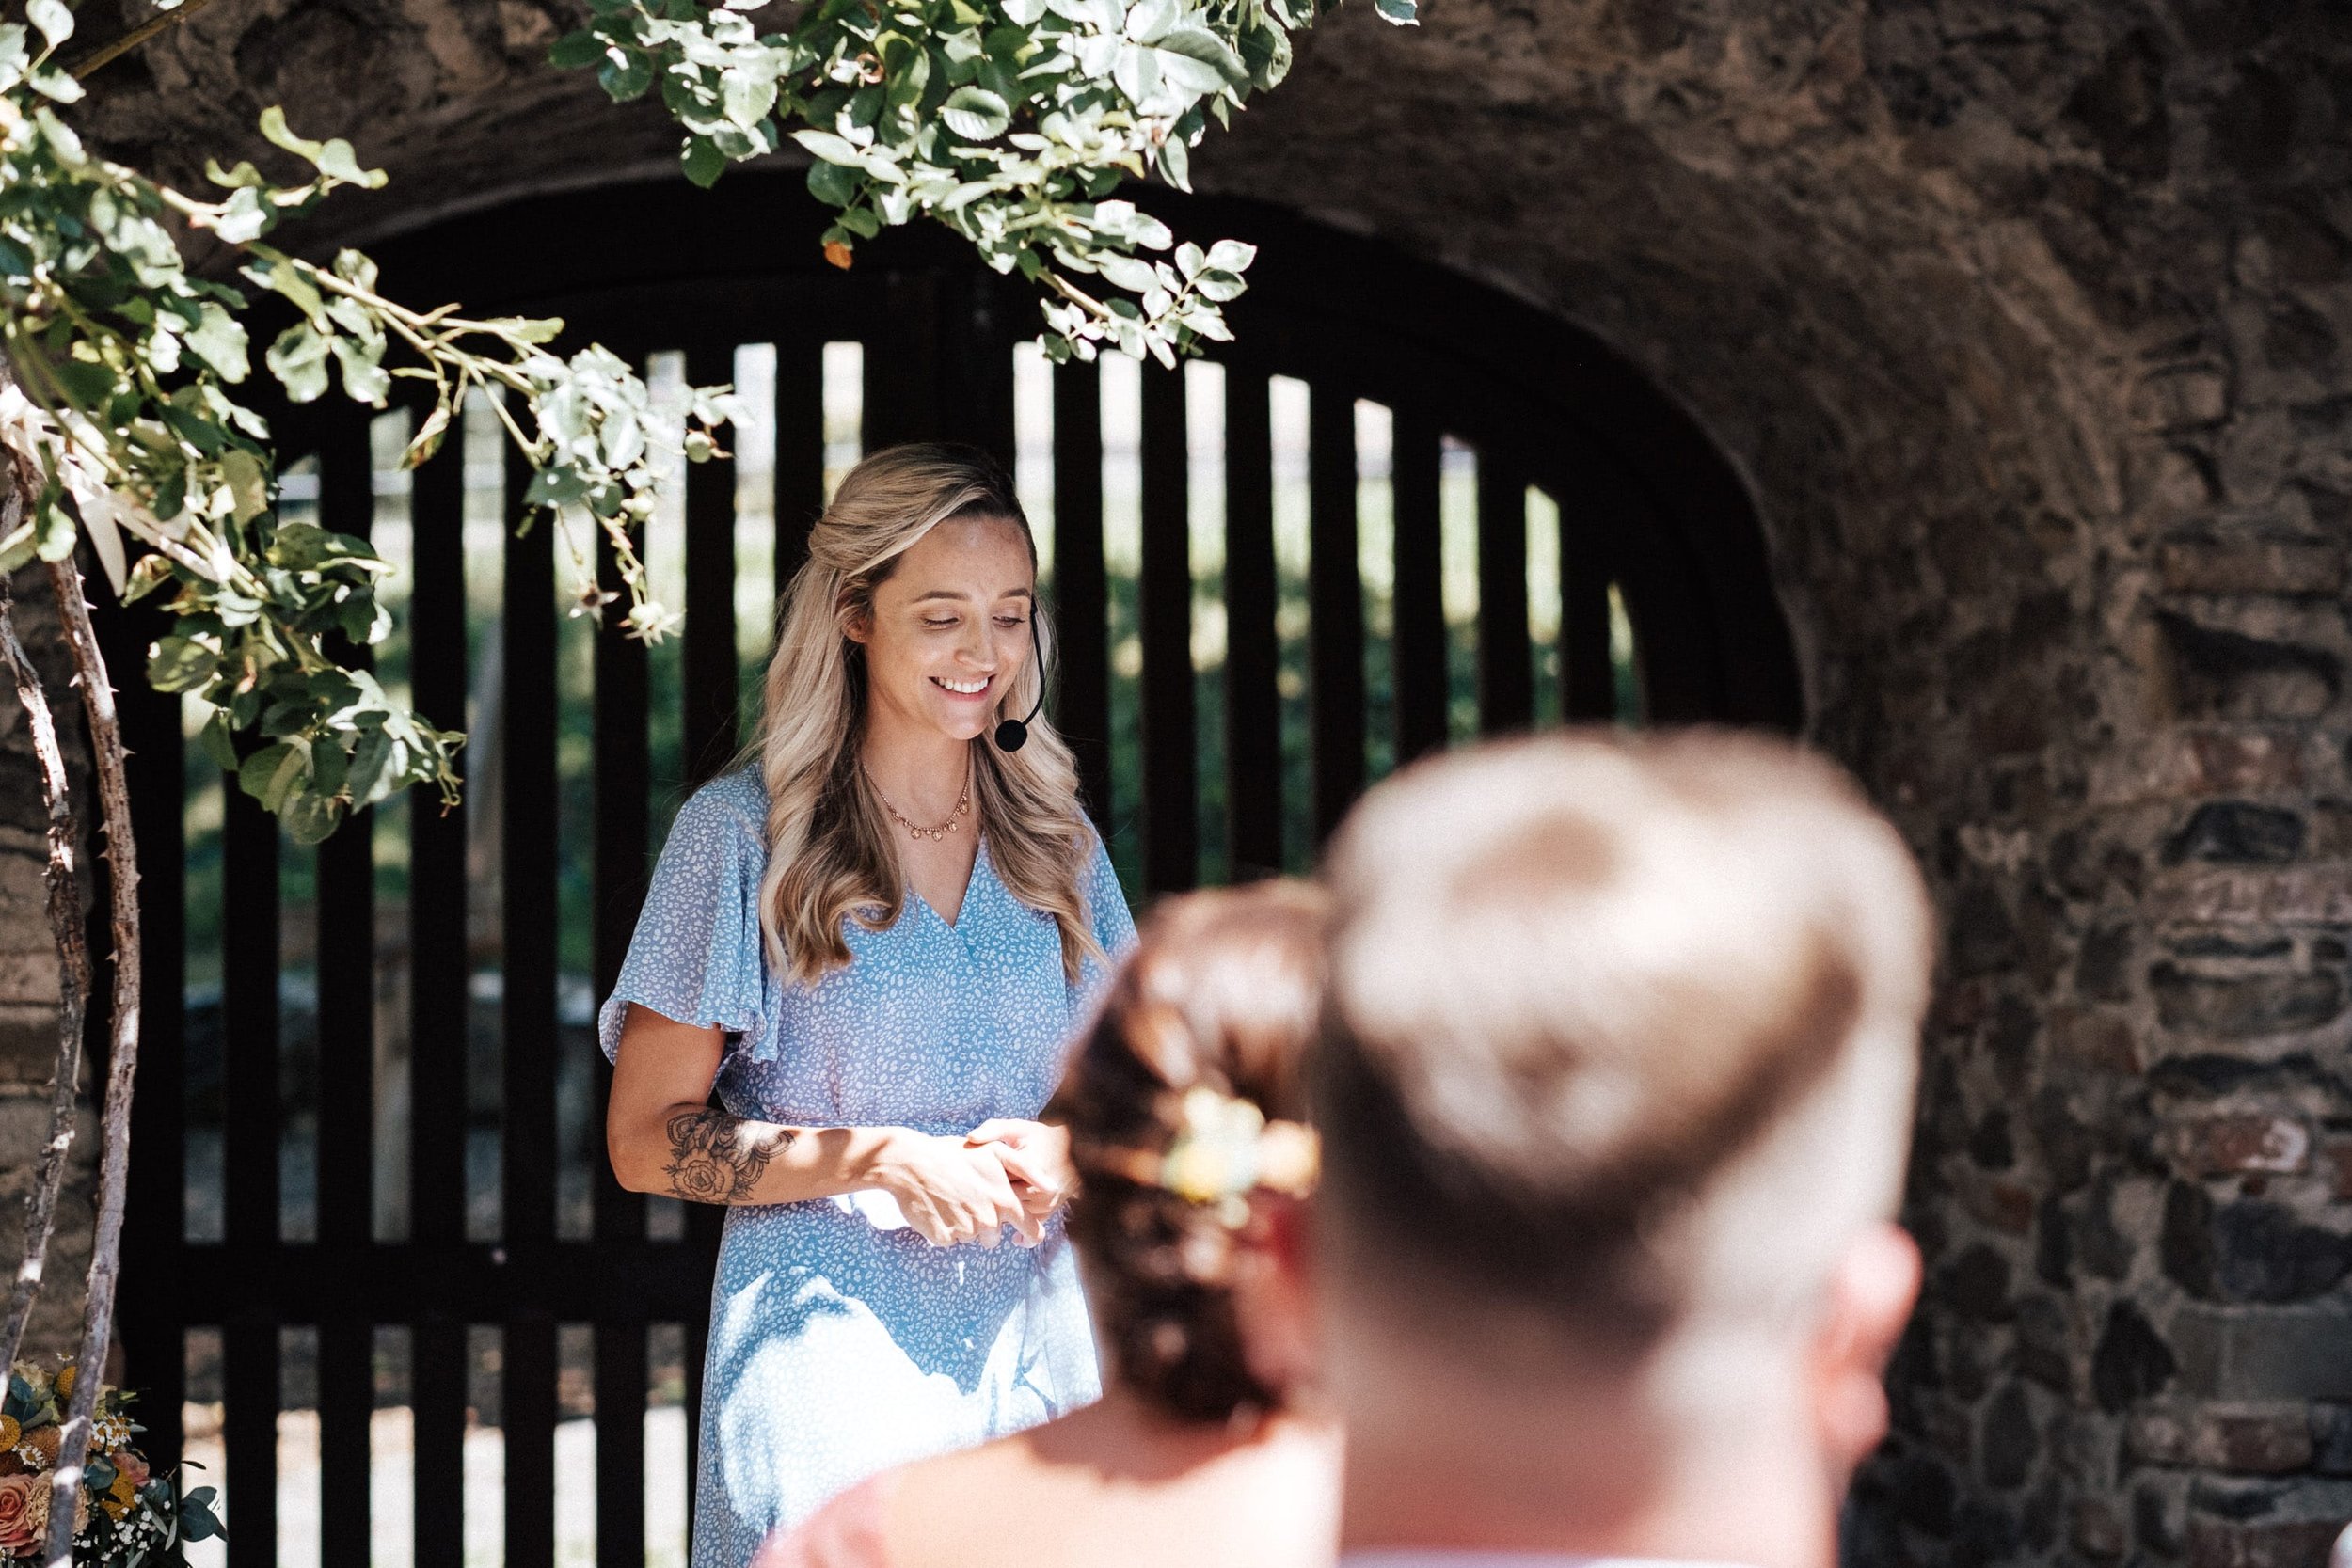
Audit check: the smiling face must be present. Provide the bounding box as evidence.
[849,511,1036,743]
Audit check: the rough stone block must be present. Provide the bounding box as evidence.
[2187,1518,2344,1568]
[2073,1497,2129,1560]
[2327,1142,2352,1202]
[2312,1404,2352,1476]
[2164,1116,2312,1177]
[2093,1300,2179,1411]
[2164,801,2308,866]
[2136,368,2232,432]
[2160,534,2346,598]
[2127,1403,2316,1473]
[2150,867,2352,926]
[2149,962,2345,1037]
[2159,613,2342,721]
[2053,1007,2145,1073]
[2174,1307,2352,1400]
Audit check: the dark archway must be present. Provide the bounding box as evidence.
[108,172,1797,1568]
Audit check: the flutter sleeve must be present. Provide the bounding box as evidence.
[1083,830,1137,971]
[596,780,770,1065]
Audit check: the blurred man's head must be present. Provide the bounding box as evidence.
[1310,730,1934,1560]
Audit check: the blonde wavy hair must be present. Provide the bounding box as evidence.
[744,442,1104,987]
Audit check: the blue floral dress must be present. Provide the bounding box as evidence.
[597,767,1135,1565]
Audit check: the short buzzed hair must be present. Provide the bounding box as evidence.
[1313,730,1934,1356]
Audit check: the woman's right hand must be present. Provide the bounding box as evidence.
[865,1129,1040,1248]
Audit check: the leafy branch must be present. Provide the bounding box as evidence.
[557,0,1417,366]
[0,6,737,846]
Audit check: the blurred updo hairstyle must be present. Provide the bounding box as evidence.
[1047,879,1327,1424]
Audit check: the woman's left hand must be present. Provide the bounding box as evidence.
[964,1119,1076,1239]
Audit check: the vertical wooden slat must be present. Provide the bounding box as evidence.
[1050,359,1110,827]
[1306,384,1363,843]
[865,275,940,449]
[773,336,825,599]
[1390,410,1447,764]
[939,273,1017,461]
[221,650,280,1568]
[1561,506,1614,721]
[406,419,468,1568]
[684,1310,709,1544]
[592,509,651,1568]
[101,559,185,1475]
[1137,364,1195,895]
[1220,363,1280,880]
[1476,452,1533,733]
[683,341,740,786]
[315,415,375,1568]
[222,1321,278,1568]
[502,439,560,1568]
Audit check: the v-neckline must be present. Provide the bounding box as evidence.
[909,835,989,931]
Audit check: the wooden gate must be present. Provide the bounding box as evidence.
[99,175,1798,1568]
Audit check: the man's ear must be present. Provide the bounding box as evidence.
[1811,1221,1921,1481]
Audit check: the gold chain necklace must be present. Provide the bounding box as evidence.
[868,767,972,843]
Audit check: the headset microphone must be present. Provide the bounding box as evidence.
[992,607,1046,752]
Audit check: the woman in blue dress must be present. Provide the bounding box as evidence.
[601,443,1135,1564]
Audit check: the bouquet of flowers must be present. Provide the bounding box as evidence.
[0,1362,222,1566]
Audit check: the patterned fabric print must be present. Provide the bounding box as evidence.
[598,767,1136,1566]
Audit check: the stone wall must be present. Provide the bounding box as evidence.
[48,0,2352,1562]
[0,565,98,1365]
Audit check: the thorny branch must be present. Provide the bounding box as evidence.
[0,486,90,1380]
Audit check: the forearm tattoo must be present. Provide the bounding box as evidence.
[662,1109,797,1204]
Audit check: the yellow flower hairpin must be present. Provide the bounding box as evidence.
[1089,1085,1319,1225]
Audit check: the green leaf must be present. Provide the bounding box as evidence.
[312,137,387,190]
[681,135,728,188]
[939,85,1010,140]
[1155,27,1248,87]
[597,51,655,101]
[185,303,250,380]
[24,0,70,49]
[402,403,453,468]
[720,66,778,128]
[791,128,863,166]
[257,105,325,165]
[806,156,858,207]
[221,448,270,523]
[148,636,220,693]
[280,787,345,845]
[329,334,390,405]
[346,725,403,805]
[1371,0,1418,22]
[239,741,308,813]
[199,709,239,773]
[33,500,74,562]
[547,29,607,69]
[1204,238,1257,273]
[51,358,116,409]
[266,324,332,403]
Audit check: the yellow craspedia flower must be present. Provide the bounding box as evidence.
[0,1415,17,1449]
[52,1364,73,1401]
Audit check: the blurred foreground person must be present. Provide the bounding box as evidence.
[1310,731,1936,1568]
[764,880,1336,1568]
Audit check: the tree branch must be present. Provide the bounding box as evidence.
[69,0,227,82]
[40,552,139,1568]
[0,487,91,1379]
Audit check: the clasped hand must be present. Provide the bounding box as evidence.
[867,1119,1074,1250]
